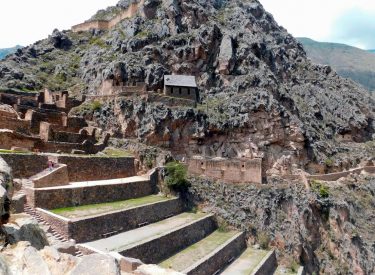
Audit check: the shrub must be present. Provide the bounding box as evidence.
[258,232,270,249]
[91,101,102,112]
[165,161,190,192]
[324,158,334,167]
[311,180,330,198]
[289,259,299,273]
[217,218,230,233]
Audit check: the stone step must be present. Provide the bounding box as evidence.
[78,212,216,264]
[25,175,156,209]
[160,230,246,275]
[220,248,277,275]
[36,195,185,243]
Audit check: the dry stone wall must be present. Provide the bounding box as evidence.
[0,153,48,178]
[27,179,153,209]
[37,198,184,243]
[188,157,262,184]
[54,155,135,182]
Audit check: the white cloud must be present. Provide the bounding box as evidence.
[260,0,375,48]
[0,0,118,48]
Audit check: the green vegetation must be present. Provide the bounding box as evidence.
[217,218,230,233]
[89,37,109,48]
[70,100,103,116]
[102,148,133,157]
[196,97,230,122]
[160,230,238,271]
[289,259,300,273]
[324,158,334,167]
[51,195,172,218]
[136,30,151,38]
[165,161,190,192]
[311,180,330,198]
[258,232,270,249]
[0,149,30,154]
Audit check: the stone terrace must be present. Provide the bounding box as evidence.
[4,148,284,274]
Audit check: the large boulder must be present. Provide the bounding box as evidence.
[70,254,121,275]
[0,157,12,226]
[1,241,79,275]
[3,214,49,250]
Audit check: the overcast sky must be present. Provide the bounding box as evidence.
[1,0,375,49]
[261,0,375,49]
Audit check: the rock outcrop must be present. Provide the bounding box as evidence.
[0,157,12,226]
[188,173,375,274]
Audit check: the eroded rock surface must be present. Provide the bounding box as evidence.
[188,173,375,274]
[0,0,373,172]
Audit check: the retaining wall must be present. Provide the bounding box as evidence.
[31,164,69,188]
[0,116,31,134]
[120,215,216,264]
[26,178,155,209]
[0,130,38,151]
[307,166,375,181]
[252,250,278,275]
[0,153,48,178]
[184,232,246,275]
[72,0,144,32]
[53,155,136,182]
[37,198,184,243]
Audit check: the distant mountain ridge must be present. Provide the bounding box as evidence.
[298,37,375,91]
[0,45,22,60]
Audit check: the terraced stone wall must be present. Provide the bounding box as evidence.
[27,179,154,209]
[0,153,48,178]
[55,156,136,182]
[307,166,375,182]
[37,198,184,242]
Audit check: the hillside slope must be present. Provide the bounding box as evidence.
[0,0,373,168]
[0,45,22,60]
[298,37,375,91]
[0,0,374,273]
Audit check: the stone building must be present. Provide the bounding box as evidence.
[188,156,262,184]
[164,75,199,102]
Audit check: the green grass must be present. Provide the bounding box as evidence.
[0,149,31,154]
[102,148,133,157]
[160,230,238,271]
[50,195,173,218]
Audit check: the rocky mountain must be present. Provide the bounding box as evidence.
[298,37,375,92]
[0,45,22,60]
[0,0,374,273]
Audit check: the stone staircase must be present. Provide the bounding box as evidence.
[24,204,83,257]
[23,169,279,274]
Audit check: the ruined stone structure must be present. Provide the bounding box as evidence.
[164,75,199,102]
[99,79,147,96]
[0,89,108,154]
[71,0,145,32]
[188,156,263,184]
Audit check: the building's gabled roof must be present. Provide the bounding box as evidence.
[164,75,197,88]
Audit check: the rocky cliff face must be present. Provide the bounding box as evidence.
[188,173,375,274]
[0,1,374,173]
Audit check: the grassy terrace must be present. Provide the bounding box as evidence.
[221,248,269,275]
[50,195,173,219]
[160,230,239,271]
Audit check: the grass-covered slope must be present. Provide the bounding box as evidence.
[298,37,375,91]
